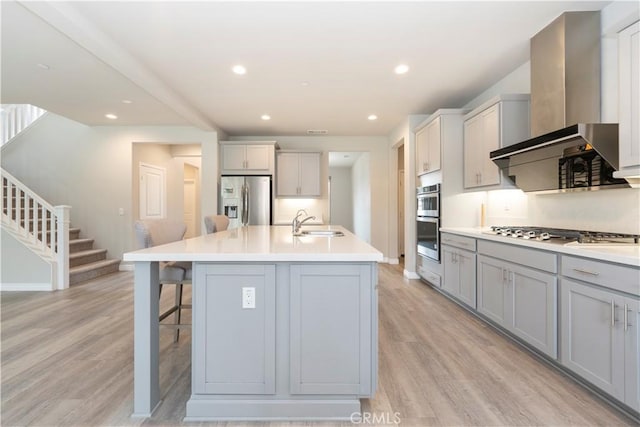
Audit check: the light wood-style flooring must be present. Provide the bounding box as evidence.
[1,264,637,426]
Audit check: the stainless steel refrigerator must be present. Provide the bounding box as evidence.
[219,176,272,229]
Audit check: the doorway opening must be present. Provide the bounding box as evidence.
[328,151,370,243]
[132,143,202,234]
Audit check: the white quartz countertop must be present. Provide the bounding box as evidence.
[124,225,383,263]
[441,227,640,268]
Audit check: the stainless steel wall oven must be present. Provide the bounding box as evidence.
[416,184,440,262]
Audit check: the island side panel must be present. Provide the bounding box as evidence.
[133,261,160,417]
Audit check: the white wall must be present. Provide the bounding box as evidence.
[351,153,371,243]
[231,135,390,257]
[1,113,219,260]
[388,115,428,275]
[1,229,52,289]
[328,166,354,232]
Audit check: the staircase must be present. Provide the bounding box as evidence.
[2,168,120,289]
[69,227,120,285]
[1,104,46,147]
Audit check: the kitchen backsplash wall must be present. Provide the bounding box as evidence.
[479,188,640,234]
[528,189,640,234]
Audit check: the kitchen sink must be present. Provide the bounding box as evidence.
[299,230,345,237]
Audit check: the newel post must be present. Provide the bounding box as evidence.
[54,205,71,290]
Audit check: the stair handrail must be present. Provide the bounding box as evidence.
[1,167,70,289]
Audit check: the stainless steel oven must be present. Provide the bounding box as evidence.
[417,184,440,217]
[417,184,441,262]
[417,216,440,261]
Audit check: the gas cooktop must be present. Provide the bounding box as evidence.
[485,226,640,245]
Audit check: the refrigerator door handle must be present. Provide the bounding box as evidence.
[242,182,249,225]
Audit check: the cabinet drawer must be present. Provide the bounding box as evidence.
[441,233,476,251]
[418,266,441,287]
[478,240,556,273]
[561,256,640,296]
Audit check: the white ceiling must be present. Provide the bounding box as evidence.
[1,1,610,137]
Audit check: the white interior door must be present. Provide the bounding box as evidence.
[139,162,166,219]
[183,179,196,238]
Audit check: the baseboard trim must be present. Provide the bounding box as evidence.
[0,282,54,291]
[403,270,420,280]
[387,258,400,265]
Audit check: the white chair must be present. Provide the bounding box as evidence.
[204,214,230,234]
[134,219,191,342]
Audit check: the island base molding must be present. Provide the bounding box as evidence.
[184,397,361,421]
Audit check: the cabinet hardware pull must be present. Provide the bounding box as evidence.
[611,301,617,327]
[572,268,600,276]
[509,270,514,284]
[502,268,507,283]
[625,304,630,332]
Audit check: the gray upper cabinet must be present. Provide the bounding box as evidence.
[192,264,276,395]
[617,21,640,173]
[276,152,321,197]
[220,142,276,175]
[463,94,530,189]
[289,264,374,395]
[415,116,441,176]
[477,240,557,358]
[560,255,639,412]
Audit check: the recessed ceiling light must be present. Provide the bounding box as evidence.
[122,99,132,104]
[105,113,118,120]
[261,114,271,121]
[394,64,409,75]
[37,63,50,70]
[232,65,247,75]
[368,114,378,121]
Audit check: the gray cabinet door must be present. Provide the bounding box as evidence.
[560,279,625,400]
[624,296,640,411]
[193,264,276,395]
[477,255,508,326]
[457,249,477,309]
[509,263,557,358]
[441,246,459,296]
[290,264,372,395]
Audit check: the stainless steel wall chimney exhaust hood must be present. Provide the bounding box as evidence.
[490,123,629,192]
[490,11,630,193]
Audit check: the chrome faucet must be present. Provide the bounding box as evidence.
[292,209,316,235]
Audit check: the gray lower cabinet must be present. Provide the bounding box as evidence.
[187,261,378,419]
[627,298,640,412]
[442,245,477,308]
[477,254,557,358]
[290,264,374,395]
[560,278,639,412]
[192,264,276,394]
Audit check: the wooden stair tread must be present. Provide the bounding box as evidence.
[70,238,93,245]
[69,259,120,274]
[69,248,107,259]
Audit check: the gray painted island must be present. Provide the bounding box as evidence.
[123,225,383,421]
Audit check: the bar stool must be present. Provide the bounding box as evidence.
[134,219,191,342]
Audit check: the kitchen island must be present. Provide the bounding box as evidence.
[123,225,383,421]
